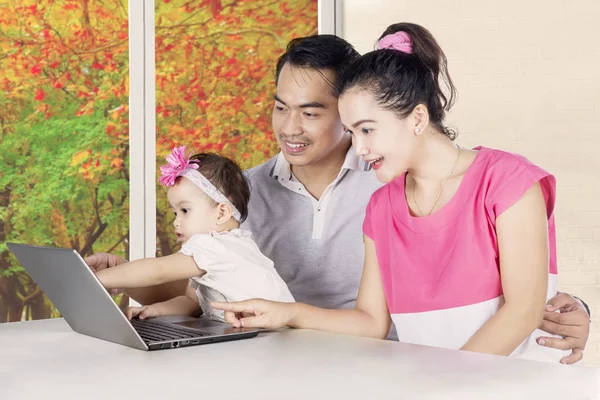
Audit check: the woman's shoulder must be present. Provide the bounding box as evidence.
[472,146,555,217]
[468,146,553,196]
[369,173,405,204]
[363,174,406,225]
[474,146,546,175]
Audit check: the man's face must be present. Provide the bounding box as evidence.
[272,64,347,167]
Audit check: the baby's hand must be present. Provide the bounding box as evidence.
[126,305,160,320]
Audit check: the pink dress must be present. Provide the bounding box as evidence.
[363,146,568,362]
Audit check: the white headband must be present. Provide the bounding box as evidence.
[178,168,242,222]
[159,146,242,222]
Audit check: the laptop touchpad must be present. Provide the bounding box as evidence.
[174,318,227,329]
[174,319,258,334]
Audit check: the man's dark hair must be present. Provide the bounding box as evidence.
[275,34,360,89]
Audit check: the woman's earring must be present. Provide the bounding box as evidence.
[415,127,421,134]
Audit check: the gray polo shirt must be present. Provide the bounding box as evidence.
[242,148,383,310]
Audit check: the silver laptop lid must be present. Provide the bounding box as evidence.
[7,243,148,350]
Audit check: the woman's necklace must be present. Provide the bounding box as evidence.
[412,144,461,217]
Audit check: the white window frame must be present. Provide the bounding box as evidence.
[129,0,340,261]
[129,0,155,260]
[318,0,343,36]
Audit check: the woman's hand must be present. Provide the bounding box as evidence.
[211,299,296,329]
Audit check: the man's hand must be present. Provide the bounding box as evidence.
[538,292,591,365]
[85,252,127,273]
[126,305,160,320]
[85,253,127,295]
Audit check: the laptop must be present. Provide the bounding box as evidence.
[6,242,259,351]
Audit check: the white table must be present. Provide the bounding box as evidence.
[0,319,598,400]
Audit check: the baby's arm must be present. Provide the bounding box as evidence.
[96,253,205,290]
[126,283,201,319]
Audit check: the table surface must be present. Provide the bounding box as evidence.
[0,318,598,400]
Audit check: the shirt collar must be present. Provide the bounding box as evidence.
[269,147,371,180]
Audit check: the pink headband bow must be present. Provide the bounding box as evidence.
[376,31,413,54]
[159,145,199,187]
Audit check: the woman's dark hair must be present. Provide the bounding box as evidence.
[187,153,250,223]
[275,34,360,91]
[336,23,458,139]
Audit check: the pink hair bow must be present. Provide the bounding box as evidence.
[159,145,199,186]
[376,31,413,54]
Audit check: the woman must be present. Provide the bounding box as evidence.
[212,22,570,363]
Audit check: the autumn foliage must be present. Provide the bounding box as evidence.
[154,0,317,256]
[0,0,131,322]
[0,0,317,322]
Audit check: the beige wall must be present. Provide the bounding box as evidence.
[342,0,600,367]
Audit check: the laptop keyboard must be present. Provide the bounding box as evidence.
[131,319,213,343]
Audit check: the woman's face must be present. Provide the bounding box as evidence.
[338,89,419,183]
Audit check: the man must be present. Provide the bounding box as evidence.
[87,35,591,364]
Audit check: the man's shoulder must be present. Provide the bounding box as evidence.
[244,155,278,183]
[346,167,384,191]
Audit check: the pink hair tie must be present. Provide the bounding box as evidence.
[376,31,413,54]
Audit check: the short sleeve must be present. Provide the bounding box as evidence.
[179,234,232,275]
[363,188,385,240]
[485,155,556,220]
[363,199,374,239]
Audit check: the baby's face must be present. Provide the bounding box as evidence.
[167,178,220,244]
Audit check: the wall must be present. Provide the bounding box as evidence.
[342,0,600,367]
